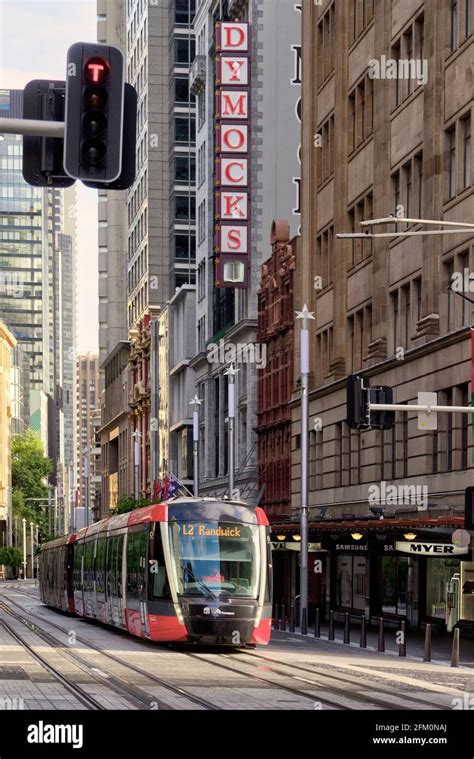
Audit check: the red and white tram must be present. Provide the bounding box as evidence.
[39,497,273,646]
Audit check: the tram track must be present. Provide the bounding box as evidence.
[236,650,447,710]
[0,598,221,711]
[0,617,106,710]
[0,591,222,711]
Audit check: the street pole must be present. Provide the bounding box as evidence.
[224,365,238,499]
[30,522,34,580]
[132,430,141,501]
[83,448,89,528]
[296,305,315,634]
[14,516,18,547]
[0,117,65,138]
[189,395,202,498]
[47,485,52,536]
[54,487,58,535]
[22,517,27,580]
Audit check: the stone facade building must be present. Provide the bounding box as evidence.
[281,0,474,634]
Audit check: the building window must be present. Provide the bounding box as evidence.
[317,1,335,85]
[198,260,206,301]
[175,233,195,260]
[175,116,195,143]
[447,125,457,198]
[317,114,335,184]
[451,0,458,50]
[175,37,195,65]
[175,77,193,103]
[175,155,195,183]
[348,193,372,265]
[197,200,206,244]
[175,0,195,26]
[466,0,473,36]
[198,93,205,130]
[463,115,471,189]
[175,194,195,221]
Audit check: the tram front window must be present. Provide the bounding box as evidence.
[169,521,260,598]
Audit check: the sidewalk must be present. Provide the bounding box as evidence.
[272,618,474,668]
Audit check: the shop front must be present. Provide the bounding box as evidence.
[270,518,474,635]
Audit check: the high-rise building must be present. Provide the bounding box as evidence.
[286,0,474,634]
[75,354,100,525]
[189,0,301,502]
[0,320,16,547]
[10,343,30,436]
[97,0,128,388]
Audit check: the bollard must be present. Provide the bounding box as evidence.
[289,601,295,633]
[301,607,308,635]
[378,618,385,652]
[314,608,320,638]
[451,628,460,668]
[398,620,407,657]
[328,610,335,640]
[360,614,367,648]
[423,623,431,662]
[281,604,286,632]
[344,612,350,644]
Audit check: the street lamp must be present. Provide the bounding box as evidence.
[189,395,202,497]
[224,364,238,499]
[22,517,27,580]
[30,522,34,579]
[295,304,315,635]
[132,429,142,501]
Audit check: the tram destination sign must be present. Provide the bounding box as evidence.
[180,523,242,537]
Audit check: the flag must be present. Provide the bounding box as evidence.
[162,475,171,501]
[152,479,162,502]
[168,477,179,498]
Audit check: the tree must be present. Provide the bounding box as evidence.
[11,430,53,537]
[115,496,151,514]
[0,547,23,577]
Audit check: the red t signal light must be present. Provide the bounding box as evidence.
[85,56,109,84]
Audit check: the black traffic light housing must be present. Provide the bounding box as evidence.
[64,42,124,183]
[347,374,370,430]
[22,80,75,188]
[83,83,137,190]
[465,487,474,530]
[347,374,395,431]
[369,385,396,430]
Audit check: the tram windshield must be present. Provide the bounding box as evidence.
[168,520,260,598]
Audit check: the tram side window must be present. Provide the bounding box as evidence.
[96,537,106,594]
[84,541,94,591]
[148,529,170,600]
[117,534,124,597]
[127,532,139,598]
[73,543,82,589]
[106,535,116,597]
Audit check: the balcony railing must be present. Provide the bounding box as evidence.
[189,55,206,95]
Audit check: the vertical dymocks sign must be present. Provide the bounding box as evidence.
[215,22,250,288]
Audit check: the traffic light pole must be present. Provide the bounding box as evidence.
[370,403,474,414]
[0,118,64,138]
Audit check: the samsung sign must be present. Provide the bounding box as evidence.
[396,541,469,556]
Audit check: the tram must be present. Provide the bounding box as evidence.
[39,497,273,645]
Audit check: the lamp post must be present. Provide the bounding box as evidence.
[189,395,202,497]
[132,429,142,501]
[83,447,89,528]
[22,517,27,580]
[295,304,315,634]
[30,521,34,580]
[224,364,238,499]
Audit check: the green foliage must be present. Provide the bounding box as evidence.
[11,430,52,538]
[12,429,52,500]
[0,547,23,568]
[115,496,151,514]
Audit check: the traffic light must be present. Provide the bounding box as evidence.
[22,80,75,188]
[64,42,124,183]
[465,487,474,530]
[83,83,137,191]
[369,385,395,430]
[347,374,370,430]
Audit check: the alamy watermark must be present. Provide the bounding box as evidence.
[207,340,267,369]
[369,481,428,512]
[368,55,428,87]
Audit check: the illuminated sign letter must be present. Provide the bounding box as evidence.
[221,225,248,254]
[221,158,248,186]
[221,192,248,220]
[220,91,249,119]
[220,125,248,153]
[220,23,249,53]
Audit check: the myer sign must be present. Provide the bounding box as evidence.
[396,541,469,556]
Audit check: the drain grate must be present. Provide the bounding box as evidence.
[0,666,29,680]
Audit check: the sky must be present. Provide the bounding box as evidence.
[0,0,99,355]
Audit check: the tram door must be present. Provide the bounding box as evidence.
[126,526,148,637]
[107,533,125,628]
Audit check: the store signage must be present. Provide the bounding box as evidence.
[396,541,469,556]
[214,22,250,289]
